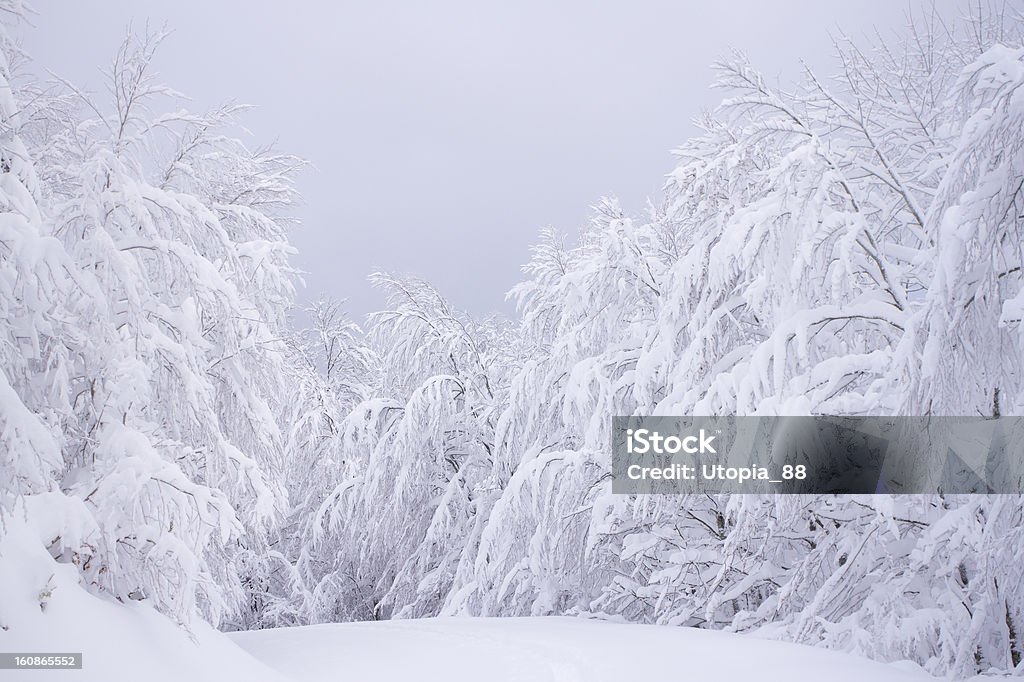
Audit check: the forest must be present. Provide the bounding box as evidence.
[1,2,1023,679]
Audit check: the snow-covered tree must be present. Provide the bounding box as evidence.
[432,6,1024,677]
[0,0,74,507]
[300,274,511,621]
[3,25,304,628]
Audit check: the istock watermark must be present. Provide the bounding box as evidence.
[612,416,1024,494]
[625,428,717,454]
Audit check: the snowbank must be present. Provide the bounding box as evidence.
[0,515,284,682]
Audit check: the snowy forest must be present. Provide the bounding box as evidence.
[2,1,1024,680]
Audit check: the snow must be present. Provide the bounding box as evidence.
[2,8,1024,681]
[230,616,933,682]
[0,508,984,682]
[0,508,942,682]
[0,516,285,682]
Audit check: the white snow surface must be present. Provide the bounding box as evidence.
[231,616,935,682]
[0,516,286,682]
[0,514,962,682]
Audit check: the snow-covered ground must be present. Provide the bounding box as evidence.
[0,517,287,682]
[0,514,958,681]
[231,617,933,682]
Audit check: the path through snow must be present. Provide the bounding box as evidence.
[231,616,933,682]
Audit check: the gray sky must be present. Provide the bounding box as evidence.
[22,1,926,320]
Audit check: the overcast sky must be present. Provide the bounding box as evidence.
[22,1,934,319]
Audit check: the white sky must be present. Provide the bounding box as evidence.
[21,1,939,319]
